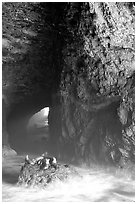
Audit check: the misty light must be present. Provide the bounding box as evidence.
[28,107,49,128]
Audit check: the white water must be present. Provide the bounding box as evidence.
[2,155,135,202]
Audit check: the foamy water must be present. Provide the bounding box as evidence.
[2,155,135,202]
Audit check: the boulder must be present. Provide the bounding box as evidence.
[17,154,79,188]
[2,145,17,157]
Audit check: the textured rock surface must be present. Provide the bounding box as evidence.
[18,156,79,187]
[60,2,135,165]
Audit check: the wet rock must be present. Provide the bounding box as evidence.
[17,154,79,188]
[60,2,135,165]
[2,145,17,157]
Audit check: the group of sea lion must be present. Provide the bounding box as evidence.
[25,152,57,170]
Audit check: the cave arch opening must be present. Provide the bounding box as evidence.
[6,93,62,158]
[5,92,52,155]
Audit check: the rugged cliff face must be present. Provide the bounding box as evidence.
[2,3,135,166]
[60,2,135,166]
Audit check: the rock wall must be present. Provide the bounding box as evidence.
[60,2,135,165]
[2,95,9,146]
[2,93,17,156]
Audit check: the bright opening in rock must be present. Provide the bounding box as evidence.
[28,107,49,129]
[26,107,50,153]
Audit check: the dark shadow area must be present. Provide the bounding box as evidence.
[2,172,19,184]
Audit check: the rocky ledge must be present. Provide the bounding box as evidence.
[2,145,17,158]
[17,154,79,188]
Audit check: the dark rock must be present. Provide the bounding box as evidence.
[17,155,79,188]
[60,2,135,165]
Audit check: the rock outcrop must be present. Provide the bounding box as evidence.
[18,154,79,187]
[2,145,17,157]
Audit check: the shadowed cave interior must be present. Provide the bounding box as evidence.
[2,2,134,169]
[5,96,123,166]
